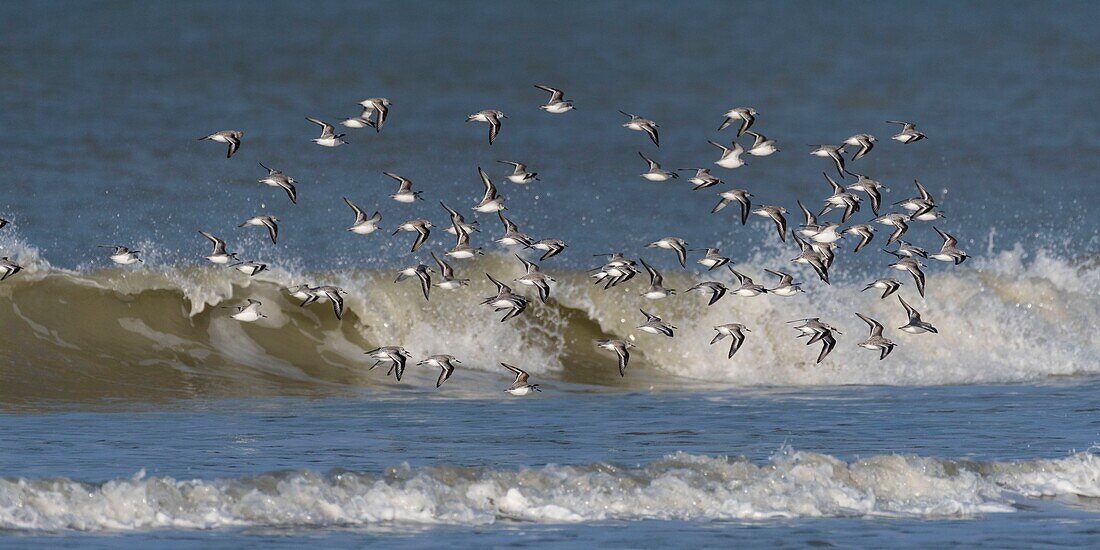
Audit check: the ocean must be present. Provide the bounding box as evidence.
[1,0,1098,547]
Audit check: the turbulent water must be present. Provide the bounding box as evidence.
[3,0,1100,547]
[5,450,1100,531]
[2,234,1098,403]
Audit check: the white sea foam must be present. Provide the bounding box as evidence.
[2,450,1098,532]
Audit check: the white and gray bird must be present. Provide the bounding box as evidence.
[844,133,876,161]
[887,255,927,298]
[637,309,676,337]
[501,363,541,395]
[898,296,938,334]
[306,117,347,147]
[467,109,505,145]
[198,231,237,265]
[687,281,728,306]
[393,219,432,252]
[930,227,968,264]
[513,254,554,303]
[482,273,528,322]
[417,354,460,388]
[357,97,392,132]
[395,263,433,301]
[98,245,142,265]
[862,278,903,299]
[497,160,539,184]
[764,269,805,296]
[384,172,423,203]
[227,299,266,322]
[473,167,506,213]
[198,130,243,158]
[709,140,746,169]
[855,313,896,360]
[440,201,480,236]
[343,198,381,235]
[693,247,730,271]
[847,174,889,216]
[751,205,788,242]
[365,346,411,381]
[887,120,926,143]
[711,323,749,358]
[496,211,532,247]
[0,257,23,281]
[619,110,660,147]
[257,162,298,204]
[680,167,722,190]
[230,260,267,276]
[712,189,753,225]
[809,144,851,179]
[534,85,574,113]
[638,152,678,182]
[744,130,778,156]
[638,258,675,299]
[431,252,468,290]
[530,238,567,261]
[596,339,634,377]
[647,237,688,268]
[717,106,757,136]
[239,215,279,245]
[729,267,768,297]
[843,224,875,253]
[788,318,841,364]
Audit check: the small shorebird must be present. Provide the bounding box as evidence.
[198,231,237,264]
[230,260,267,276]
[384,172,423,203]
[744,130,778,156]
[930,227,968,264]
[711,323,749,358]
[647,237,689,268]
[299,285,345,320]
[709,140,746,169]
[712,189,753,225]
[764,269,804,296]
[530,238,567,261]
[343,198,381,235]
[687,281,728,306]
[239,215,279,245]
[440,201,479,236]
[306,117,347,147]
[198,130,243,158]
[534,85,574,113]
[898,296,938,334]
[887,255,927,298]
[796,200,822,238]
[417,354,460,388]
[820,173,861,222]
[393,218,432,252]
[891,241,929,259]
[501,363,541,395]
[693,248,730,271]
[679,168,722,190]
[357,97,391,132]
[446,221,483,260]
[791,232,831,284]
[751,205,788,242]
[886,120,926,143]
[638,152,678,181]
[497,160,539,184]
[431,252,468,290]
[513,254,554,303]
[855,313,896,360]
[258,162,298,204]
[862,278,903,299]
[365,346,411,381]
[227,299,265,322]
[395,264,433,301]
[596,339,634,377]
[843,224,875,252]
[847,174,888,216]
[872,213,910,245]
[809,144,851,179]
[729,267,768,297]
[467,109,505,145]
[639,258,675,299]
[496,211,532,247]
[788,318,841,364]
[0,257,22,281]
[482,273,528,322]
[99,245,142,265]
[638,309,676,337]
[844,133,876,161]
[340,109,376,130]
[717,106,756,136]
[619,110,660,147]
[473,167,506,213]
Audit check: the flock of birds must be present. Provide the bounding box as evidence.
[0,85,969,395]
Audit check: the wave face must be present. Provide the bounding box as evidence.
[2,450,1098,531]
[1,238,1099,401]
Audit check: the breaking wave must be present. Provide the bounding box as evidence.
[2,449,1099,531]
[0,233,1098,402]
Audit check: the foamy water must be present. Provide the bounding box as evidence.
[5,449,1100,531]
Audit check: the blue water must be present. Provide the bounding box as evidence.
[2,0,1100,547]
